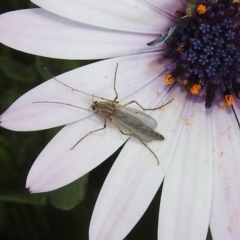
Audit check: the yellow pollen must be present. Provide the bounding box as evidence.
[219,103,226,110]
[224,94,234,106]
[183,79,188,85]
[190,84,202,95]
[177,44,185,52]
[164,74,174,84]
[196,4,207,14]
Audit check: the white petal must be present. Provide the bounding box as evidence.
[0,9,162,59]
[89,85,188,240]
[26,56,171,193]
[210,106,240,240]
[158,97,213,240]
[26,115,127,192]
[1,52,168,131]
[31,0,173,34]
[90,140,164,240]
[146,0,186,15]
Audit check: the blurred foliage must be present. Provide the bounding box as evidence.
[0,1,213,240]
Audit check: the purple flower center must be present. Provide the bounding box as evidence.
[163,0,240,108]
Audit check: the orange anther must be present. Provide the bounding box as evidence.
[177,44,185,52]
[164,74,174,84]
[224,94,234,106]
[196,4,207,15]
[190,84,202,95]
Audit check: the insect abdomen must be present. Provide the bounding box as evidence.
[115,111,164,141]
[151,130,164,140]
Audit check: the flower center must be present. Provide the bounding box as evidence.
[162,0,240,108]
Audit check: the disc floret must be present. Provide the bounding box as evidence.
[164,0,240,108]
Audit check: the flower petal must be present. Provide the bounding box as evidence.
[26,115,127,192]
[210,106,240,240]
[26,56,171,193]
[0,9,162,59]
[89,85,188,240]
[31,0,173,34]
[0,52,168,131]
[90,140,164,240]
[158,97,213,240]
[146,0,186,15]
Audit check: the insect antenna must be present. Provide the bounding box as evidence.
[43,68,115,102]
[32,101,94,113]
[113,63,119,101]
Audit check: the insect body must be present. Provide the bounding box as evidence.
[35,64,172,164]
[92,101,164,141]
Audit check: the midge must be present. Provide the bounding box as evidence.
[34,64,172,164]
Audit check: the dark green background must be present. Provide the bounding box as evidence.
[0,1,213,239]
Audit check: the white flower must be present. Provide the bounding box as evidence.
[0,0,240,240]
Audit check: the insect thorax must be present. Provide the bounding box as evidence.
[92,101,116,118]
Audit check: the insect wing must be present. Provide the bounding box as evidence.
[118,105,157,128]
[113,105,157,142]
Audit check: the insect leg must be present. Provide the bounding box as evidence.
[138,140,159,165]
[115,124,159,165]
[113,63,119,101]
[122,99,173,111]
[71,118,107,150]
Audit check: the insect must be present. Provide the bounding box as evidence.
[147,25,178,46]
[34,64,173,164]
[147,7,191,47]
